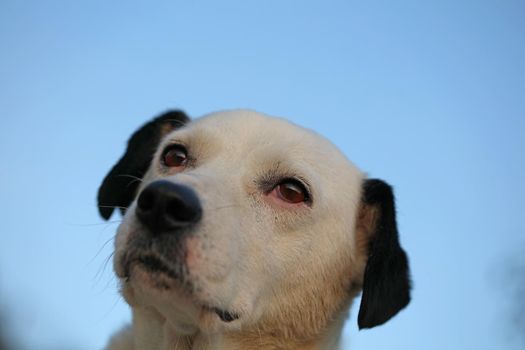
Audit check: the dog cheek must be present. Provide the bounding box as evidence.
[188,235,238,283]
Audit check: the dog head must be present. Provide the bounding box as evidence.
[98,110,410,342]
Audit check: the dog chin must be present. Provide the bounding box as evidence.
[119,260,243,335]
[119,265,201,333]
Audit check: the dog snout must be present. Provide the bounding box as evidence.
[136,180,202,234]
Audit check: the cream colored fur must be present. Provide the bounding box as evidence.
[105,110,378,350]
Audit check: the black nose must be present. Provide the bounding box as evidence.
[136,180,202,234]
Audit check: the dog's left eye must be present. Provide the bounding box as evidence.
[274,179,310,204]
[162,145,188,168]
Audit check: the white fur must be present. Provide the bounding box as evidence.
[106,110,368,350]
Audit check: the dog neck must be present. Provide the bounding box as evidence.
[109,305,347,350]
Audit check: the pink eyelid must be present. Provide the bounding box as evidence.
[265,185,308,208]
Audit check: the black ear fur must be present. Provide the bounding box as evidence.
[97,110,190,220]
[357,179,411,329]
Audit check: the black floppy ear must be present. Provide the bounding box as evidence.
[97,110,190,220]
[357,179,411,329]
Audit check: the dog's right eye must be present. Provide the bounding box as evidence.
[162,145,188,168]
[276,181,308,203]
[266,178,312,207]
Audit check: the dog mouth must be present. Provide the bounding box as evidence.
[203,306,240,322]
[123,253,240,323]
[123,253,181,282]
[136,255,180,279]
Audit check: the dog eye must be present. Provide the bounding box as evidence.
[162,145,188,168]
[275,179,310,204]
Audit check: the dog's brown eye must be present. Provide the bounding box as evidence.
[276,180,309,204]
[162,145,188,168]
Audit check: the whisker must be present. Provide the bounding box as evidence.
[92,250,116,285]
[89,235,116,266]
[114,174,143,189]
[98,205,129,211]
[126,178,142,188]
[98,291,124,322]
[211,204,241,211]
[68,220,122,227]
[99,262,118,292]
[115,174,143,182]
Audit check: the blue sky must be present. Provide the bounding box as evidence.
[1,1,524,349]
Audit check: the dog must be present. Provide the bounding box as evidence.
[97,110,411,350]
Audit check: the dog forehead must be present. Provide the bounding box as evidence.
[188,109,339,154]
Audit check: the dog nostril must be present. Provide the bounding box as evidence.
[137,188,156,212]
[166,198,200,223]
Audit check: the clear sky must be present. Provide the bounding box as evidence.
[1,1,524,349]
